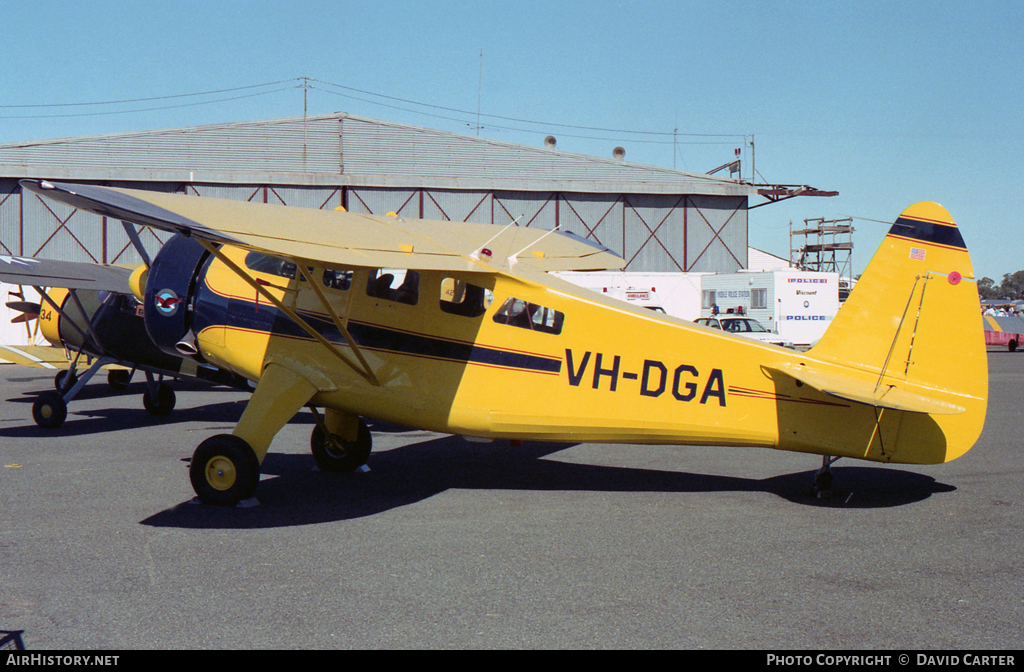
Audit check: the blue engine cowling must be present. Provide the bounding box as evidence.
[143,233,211,358]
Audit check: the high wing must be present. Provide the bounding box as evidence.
[0,255,133,293]
[19,180,624,274]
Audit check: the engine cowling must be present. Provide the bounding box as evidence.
[142,233,211,358]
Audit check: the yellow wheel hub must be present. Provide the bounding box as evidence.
[205,456,237,491]
[39,405,53,419]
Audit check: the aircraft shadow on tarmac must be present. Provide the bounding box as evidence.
[141,428,957,530]
[1,382,254,437]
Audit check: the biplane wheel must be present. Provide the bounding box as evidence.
[142,385,176,416]
[32,392,68,429]
[189,434,261,506]
[54,370,77,391]
[108,369,132,390]
[310,418,372,472]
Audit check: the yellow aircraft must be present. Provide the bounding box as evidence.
[20,180,987,506]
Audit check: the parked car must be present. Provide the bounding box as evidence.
[693,316,794,348]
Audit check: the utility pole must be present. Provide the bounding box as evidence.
[302,77,309,169]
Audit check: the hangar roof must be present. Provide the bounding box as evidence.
[0,112,754,197]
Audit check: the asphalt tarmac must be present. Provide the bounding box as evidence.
[0,353,1020,650]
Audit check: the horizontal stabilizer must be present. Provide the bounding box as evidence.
[766,362,966,415]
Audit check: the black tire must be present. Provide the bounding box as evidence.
[142,385,176,416]
[310,418,372,472]
[1009,339,1017,353]
[54,370,77,391]
[108,369,132,390]
[189,434,261,506]
[32,392,68,429]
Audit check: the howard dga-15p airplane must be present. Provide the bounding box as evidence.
[21,180,987,506]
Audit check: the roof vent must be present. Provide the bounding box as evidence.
[544,135,557,149]
[612,146,626,160]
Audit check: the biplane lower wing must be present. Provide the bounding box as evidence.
[0,255,133,293]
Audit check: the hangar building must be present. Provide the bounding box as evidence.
[0,112,758,273]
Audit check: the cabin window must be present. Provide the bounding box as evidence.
[751,288,767,310]
[323,269,353,291]
[367,268,419,305]
[702,289,717,309]
[440,278,493,318]
[245,252,296,279]
[492,297,564,335]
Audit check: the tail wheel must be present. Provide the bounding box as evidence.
[310,418,372,472]
[189,434,261,506]
[32,392,68,429]
[142,385,176,416]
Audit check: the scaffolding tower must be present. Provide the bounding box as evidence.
[791,217,855,299]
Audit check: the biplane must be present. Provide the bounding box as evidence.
[0,255,248,428]
[20,180,987,506]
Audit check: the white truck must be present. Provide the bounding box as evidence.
[699,270,840,347]
[553,271,703,320]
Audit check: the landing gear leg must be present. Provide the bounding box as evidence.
[189,361,319,505]
[33,356,113,429]
[814,456,840,498]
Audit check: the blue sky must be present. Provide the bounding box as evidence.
[1,0,1020,280]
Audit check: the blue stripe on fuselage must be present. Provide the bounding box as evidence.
[192,288,562,374]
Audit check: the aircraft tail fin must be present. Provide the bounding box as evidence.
[802,201,987,462]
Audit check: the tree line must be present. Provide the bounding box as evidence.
[978,271,1024,301]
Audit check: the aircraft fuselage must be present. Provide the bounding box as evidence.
[147,244,977,467]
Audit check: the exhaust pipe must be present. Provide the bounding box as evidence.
[174,332,199,356]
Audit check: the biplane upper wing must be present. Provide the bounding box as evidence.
[0,255,133,293]
[19,180,624,274]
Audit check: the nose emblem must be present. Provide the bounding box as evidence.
[155,289,183,316]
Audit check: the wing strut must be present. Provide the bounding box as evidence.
[33,285,113,356]
[194,240,381,387]
[121,220,152,267]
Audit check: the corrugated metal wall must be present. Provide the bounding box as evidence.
[0,180,745,273]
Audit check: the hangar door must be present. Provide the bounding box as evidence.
[345,186,747,273]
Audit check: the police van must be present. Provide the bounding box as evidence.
[699,270,840,347]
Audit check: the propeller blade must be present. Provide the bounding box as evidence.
[6,301,42,314]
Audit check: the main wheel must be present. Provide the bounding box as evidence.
[142,385,176,416]
[33,392,68,429]
[108,369,132,390]
[310,418,372,472]
[189,434,261,506]
[54,370,77,391]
